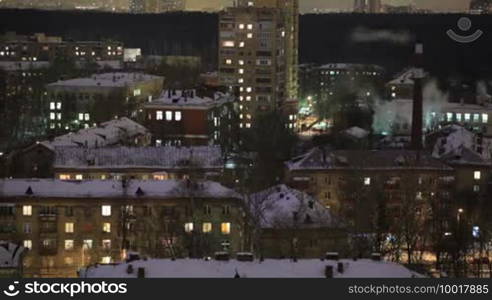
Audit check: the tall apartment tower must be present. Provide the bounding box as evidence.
[219,0,299,128]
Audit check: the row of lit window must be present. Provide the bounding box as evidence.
[49,102,62,110]
[60,173,171,181]
[438,112,489,124]
[156,110,182,121]
[184,222,231,235]
[22,239,111,251]
[21,205,112,217]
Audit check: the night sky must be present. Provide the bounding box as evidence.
[186,0,471,12]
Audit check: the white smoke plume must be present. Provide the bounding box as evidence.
[351,27,413,44]
[372,79,449,135]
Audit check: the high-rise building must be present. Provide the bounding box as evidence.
[218,0,299,129]
[129,0,146,13]
[353,0,382,13]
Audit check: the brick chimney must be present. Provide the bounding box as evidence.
[411,42,424,151]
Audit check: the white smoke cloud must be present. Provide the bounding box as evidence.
[372,79,449,135]
[351,27,413,44]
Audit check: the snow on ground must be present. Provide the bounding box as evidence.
[54,145,223,169]
[80,258,422,278]
[0,179,240,199]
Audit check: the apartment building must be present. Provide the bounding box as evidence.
[144,89,239,149]
[218,0,299,128]
[45,72,164,132]
[0,179,244,277]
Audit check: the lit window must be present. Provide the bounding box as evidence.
[75,174,83,180]
[246,87,252,92]
[102,205,111,216]
[446,112,453,122]
[239,41,245,47]
[83,240,93,249]
[153,174,167,180]
[65,222,74,233]
[23,240,32,249]
[64,240,74,250]
[50,112,55,120]
[59,174,70,180]
[78,113,84,121]
[22,205,32,216]
[165,111,173,121]
[101,256,111,264]
[184,222,194,233]
[474,171,481,180]
[247,33,253,39]
[247,24,253,30]
[57,113,62,120]
[133,89,141,96]
[50,102,55,110]
[464,113,471,121]
[203,222,212,233]
[84,113,90,121]
[482,114,488,124]
[156,111,163,120]
[238,24,245,29]
[65,257,73,266]
[246,123,251,128]
[102,239,111,249]
[456,113,462,122]
[238,78,244,83]
[225,59,232,65]
[238,60,244,65]
[364,177,371,185]
[156,139,162,147]
[221,222,231,235]
[175,111,182,121]
[238,69,244,74]
[474,114,480,122]
[222,41,235,47]
[103,222,111,233]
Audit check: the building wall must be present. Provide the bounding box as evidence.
[0,195,244,277]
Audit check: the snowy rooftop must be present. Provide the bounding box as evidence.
[54,146,224,169]
[431,125,492,165]
[47,72,162,88]
[80,258,422,278]
[248,185,334,229]
[0,61,50,71]
[387,68,427,85]
[318,63,383,71]
[0,179,240,199]
[287,149,453,171]
[0,242,24,269]
[40,117,148,149]
[145,89,235,109]
[343,126,369,139]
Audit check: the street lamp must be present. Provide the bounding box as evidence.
[457,208,464,223]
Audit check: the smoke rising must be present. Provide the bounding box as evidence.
[351,27,413,44]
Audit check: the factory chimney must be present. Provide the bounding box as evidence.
[411,42,424,151]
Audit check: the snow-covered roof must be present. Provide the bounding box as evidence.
[145,90,235,109]
[318,63,383,71]
[39,117,149,149]
[0,61,50,71]
[431,125,492,165]
[80,258,422,278]
[387,68,426,85]
[0,179,240,199]
[47,72,162,88]
[343,126,369,139]
[54,146,224,170]
[287,149,453,171]
[248,185,334,229]
[0,242,25,268]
